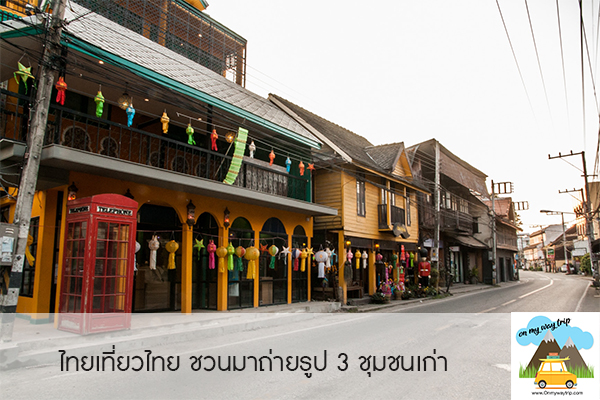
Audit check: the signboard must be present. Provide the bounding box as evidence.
[572,248,587,257]
[430,248,438,262]
[423,239,434,248]
[547,248,554,259]
[449,246,460,252]
[574,239,589,249]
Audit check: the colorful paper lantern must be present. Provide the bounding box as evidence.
[315,250,328,278]
[292,248,301,271]
[211,128,218,151]
[346,249,354,264]
[165,240,179,270]
[268,245,279,269]
[325,247,332,269]
[249,141,256,158]
[259,243,268,255]
[94,89,105,118]
[216,246,228,273]
[376,253,383,262]
[194,239,205,261]
[161,111,170,134]
[126,101,135,127]
[13,62,35,93]
[280,246,291,266]
[285,157,291,173]
[362,251,368,269]
[226,243,235,271]
[207,240,217,269]
[269,150,275,166]
[300,248,308,272]
[299,161,305,176]
[148,235,160,270]
[235,246,246,271]
[25,235,35,266]
[186,124,196,145]
[307,163,315,172]
[55,76,67,105]
[244,246,260,279]
[354,250,361,269]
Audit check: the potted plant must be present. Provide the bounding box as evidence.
[470,267,479,284]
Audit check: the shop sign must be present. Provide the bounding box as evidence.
[547,248,554,259]
[572,248,587,257]
[96,206,133,216]
[423,239,434,247]
[430,248,438,261]
[68,206,90,214]
[449,246,460,252]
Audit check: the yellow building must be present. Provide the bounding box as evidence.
[269,95,430,304]
[0,1,336,323]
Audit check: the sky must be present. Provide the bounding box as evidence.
[205,0,600,232]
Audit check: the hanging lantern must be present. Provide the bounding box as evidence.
[410,252,415,268]
[67,182,78,201]
[280,246,290,266]
[325,246,332,269]
[235,246,246,271]
[134,241,141,271]
[216,246,228,273]
[244,246,260,279]
[94,88,105,118]
[126,100,135,128]
[194,238,204,261]
[165,240,179,269]
[223,207,230,229]
[14,61,35,93]
[346,249,353,265]
[269,150,275,166]
[292,248,301,271]
[226,243,235,271]
[392,253,399,269]
[285,157,291,173]
[300,248,308,272]
[186,124,196,145]
[55,76,67,105]
[225,131,236,143]
[306,247,314,265]
[207,240,217,269]
[161,111,170,134]
[307,163,315,172]
[362,251,368,269]
[268,245,279,269]
[299,161,305,176]
[117,85,131,110]
[211,128,218,151]
[25,235,35,266]
[315,250,328,278]
[376,253,383,262]
[249,141,256,158]
[330,248,337,272]
[259,243,268,255]
[354,250,361,269]
[148,235,160,270]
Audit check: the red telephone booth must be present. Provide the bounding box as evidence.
[58,194,138,334]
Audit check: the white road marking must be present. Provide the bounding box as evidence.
[501,299,516,306]
[479,307,498,313]
[575,282,592,312]
[494,364,511,372]
[518,279,553,299]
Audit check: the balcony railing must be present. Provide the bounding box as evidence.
[0,90,309,201]
[377,204,406,229]
[441,208,473,235]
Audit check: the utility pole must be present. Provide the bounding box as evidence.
[433,140,441,294]
[0,0,67,342]
[491,180,497,285]
[549,151,595,273]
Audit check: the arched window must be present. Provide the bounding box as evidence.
[61,126,91,152]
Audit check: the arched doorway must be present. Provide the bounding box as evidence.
[291,225,308,302]
[259,218,288,306]
[227,217,254,309]
[134,204,182,311]
[193,212,219,309]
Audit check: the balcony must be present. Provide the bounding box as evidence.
[441,208,473,235]
[73,0,247,86]
[0,90,309,202]
[378,204,406,230]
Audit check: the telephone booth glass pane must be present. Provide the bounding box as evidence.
[93,221,130,312]
[61,221,87,312]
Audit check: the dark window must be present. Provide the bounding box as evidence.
[20,216,39,297]
[472,217,479,234]
[356,177,366,217]
[1,205,10,223]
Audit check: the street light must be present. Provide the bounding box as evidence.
[540,210,574,274]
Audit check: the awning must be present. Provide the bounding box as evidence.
[449,235,488,249]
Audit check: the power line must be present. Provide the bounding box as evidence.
[555,0,571,133]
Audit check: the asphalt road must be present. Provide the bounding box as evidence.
[382,270,599,313]
[1,270,597,400]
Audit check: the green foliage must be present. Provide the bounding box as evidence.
[581,253,591,275]
[370,292,389,304]
[568,365,595,378]
[519,364,537,378]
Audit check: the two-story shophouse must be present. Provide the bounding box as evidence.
[407,139,492,284]
[482,197,520,282]
[0,1,337,325]
[269,95,430,304]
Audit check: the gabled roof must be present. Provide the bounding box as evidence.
[365,142,404,173]
[0,4,321,148]
[269,94,426,192]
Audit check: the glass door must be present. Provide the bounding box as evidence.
[59,220,87,313]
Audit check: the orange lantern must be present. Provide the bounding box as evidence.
[216,246,228,273]
[355,250,361,269]
[244,246,260,279]
[300,248,308,272]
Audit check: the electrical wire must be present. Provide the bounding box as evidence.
[555,0,571,133]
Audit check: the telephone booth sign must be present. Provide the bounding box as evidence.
[58,194,138,334]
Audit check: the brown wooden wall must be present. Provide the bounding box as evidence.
[313,169,343,230]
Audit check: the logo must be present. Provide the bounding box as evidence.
[511,313,599,399]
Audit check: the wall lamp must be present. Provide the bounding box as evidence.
[67,182,78,201]
[186,200,196,227]
[224,207,230,229]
